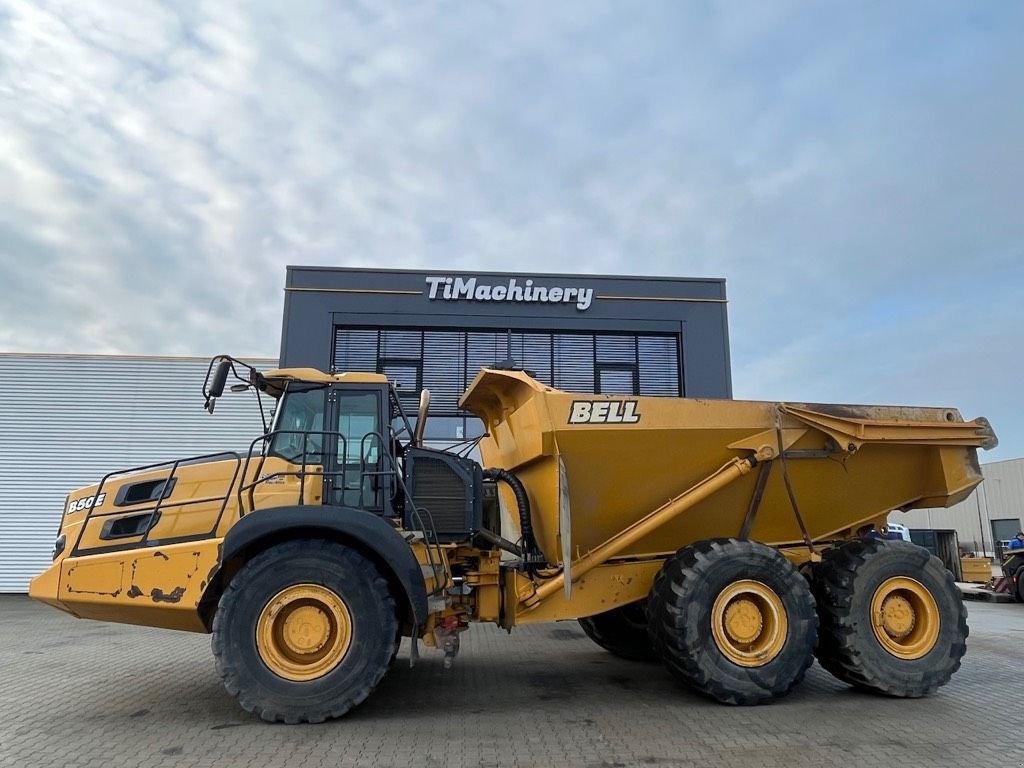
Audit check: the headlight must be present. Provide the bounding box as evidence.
[52,534,66,560]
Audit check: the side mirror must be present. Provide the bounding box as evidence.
[209,360,230,399]
[204,359,231,413]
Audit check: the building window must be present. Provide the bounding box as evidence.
[332,327,682,439]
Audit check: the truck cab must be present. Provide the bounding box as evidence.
[29,357,482,636]
[259,365,483,540]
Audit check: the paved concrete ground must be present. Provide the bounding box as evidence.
[0,595,1018,768]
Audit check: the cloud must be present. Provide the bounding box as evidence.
[0,0,1021,458]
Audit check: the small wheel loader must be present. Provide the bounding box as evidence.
[30,355,997,722]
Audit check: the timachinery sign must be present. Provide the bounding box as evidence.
[425,275,594,311]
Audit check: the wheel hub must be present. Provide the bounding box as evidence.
[711,580,788,668]
[878,594,915,640]
[724,599,763,644]
[281,604,332,654]
[870,576,940,660]
[256,584,353,681]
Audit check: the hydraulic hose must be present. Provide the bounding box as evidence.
[475,528,523,556]
[482,468,539,560]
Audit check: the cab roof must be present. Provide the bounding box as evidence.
[262,367,389,385]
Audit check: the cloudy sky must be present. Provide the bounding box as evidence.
[1,1,1021,460]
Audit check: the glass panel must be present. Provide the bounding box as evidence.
[333,329,378,373]
[268,387,327,463]
[337,393,381,463]
[466,331,505,377]
[517,332,553,384]
[464,417,486,438]
[638,336,682,396]
[334,327,683,422]
[381,362,420,411]
[597,368,637,395]
[596,334,637,364]
[424,331,467,414]
[380,330,422,359]
[553,334,595,393]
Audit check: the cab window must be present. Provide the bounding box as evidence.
[268,386,326,463]
[337,393,381,464]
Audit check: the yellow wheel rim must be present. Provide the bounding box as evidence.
[256,584,353,681]
[870,576,940,660]
[711,580,788,667]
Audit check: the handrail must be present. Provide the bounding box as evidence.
[236,429,397,516]
[68,426,449,598]
[70,450,242,557]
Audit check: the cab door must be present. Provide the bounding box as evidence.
[324,386,392,514]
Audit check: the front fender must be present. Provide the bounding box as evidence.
[217,506,428,627]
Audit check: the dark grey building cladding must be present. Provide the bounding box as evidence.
[280,267,731,438]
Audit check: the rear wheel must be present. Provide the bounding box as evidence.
[1014,566,1024,603]
[812,538,967,697]
[578,601,656,661]
[212,539,398,723]
[647,538,817,705]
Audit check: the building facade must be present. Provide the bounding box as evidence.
[280,267,732,442]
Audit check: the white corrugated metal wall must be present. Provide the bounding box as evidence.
[0,354,277,592]
[893,457,1024,556]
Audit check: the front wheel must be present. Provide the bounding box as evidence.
[647,538,818,705]
[212,539,398,723]
[812,538,967,697]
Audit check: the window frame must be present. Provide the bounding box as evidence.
[332,326,683,437]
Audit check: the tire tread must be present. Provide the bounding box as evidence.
[211,539,397,723]
[812,538,967,697]
[578,602,657,662]
[647,538,817,706]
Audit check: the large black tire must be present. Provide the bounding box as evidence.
[1014,566,1024,604]
[1001,554,1024,602]
[812,538,968,697]
[578,601,657,662]
[647,538,818,705]
[212,539,398,723]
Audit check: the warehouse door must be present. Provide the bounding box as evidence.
[332,327,682,441]
[992,518,1021,560]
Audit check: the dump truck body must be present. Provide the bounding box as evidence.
[29,358,996,721]
[460,368,990,562]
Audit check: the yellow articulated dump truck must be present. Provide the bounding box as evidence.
[30,356,997,722]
